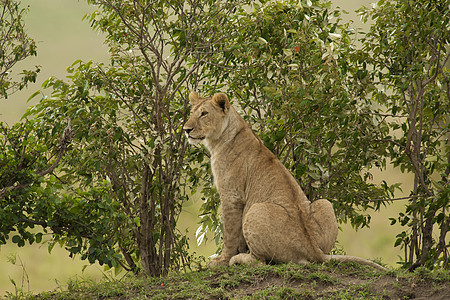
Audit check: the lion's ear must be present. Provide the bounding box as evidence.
[212,93,230,112]
[189,91,201,105]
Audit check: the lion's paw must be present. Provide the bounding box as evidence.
[229,253,263,266]
[207,255,230,268]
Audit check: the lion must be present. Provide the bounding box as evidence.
[184,91,385,271]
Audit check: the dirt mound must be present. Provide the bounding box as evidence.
[206,263,450,299]
[34,261,450,299]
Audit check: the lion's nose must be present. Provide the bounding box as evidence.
[184,127,193,134]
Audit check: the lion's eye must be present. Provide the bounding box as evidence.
[200,111,208,117]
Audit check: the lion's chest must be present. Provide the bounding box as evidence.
[210,153,248,206]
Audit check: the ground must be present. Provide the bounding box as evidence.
[15,261,450,299]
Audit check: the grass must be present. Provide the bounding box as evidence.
[3,262,447,300]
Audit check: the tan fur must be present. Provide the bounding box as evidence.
[184,92,385,271]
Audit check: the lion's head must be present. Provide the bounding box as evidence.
[183,92,231,145]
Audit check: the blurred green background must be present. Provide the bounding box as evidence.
[0,0,409,295]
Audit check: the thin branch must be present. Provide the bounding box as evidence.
[36,119,72,177]
[360,112,409,118]
[359,194,429,202]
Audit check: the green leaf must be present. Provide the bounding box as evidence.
[35,233,43,243]
[27,90,41,103]
[11,235,21,244]
[258,37,268,44]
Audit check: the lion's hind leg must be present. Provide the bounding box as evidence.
[309,199,338,254]
[242,203,314,265]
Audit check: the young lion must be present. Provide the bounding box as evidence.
[184,91,385,270]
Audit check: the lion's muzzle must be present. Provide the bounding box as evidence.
[183,126,204,144]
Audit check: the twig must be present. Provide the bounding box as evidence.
[359,112,409,118]
[36,119,72,176]
[359,194,429,202]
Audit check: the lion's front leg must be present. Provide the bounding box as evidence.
[208,198,244,267]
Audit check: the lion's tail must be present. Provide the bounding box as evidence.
[326,255,386,271]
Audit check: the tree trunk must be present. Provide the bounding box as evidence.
[139,164,160,276]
